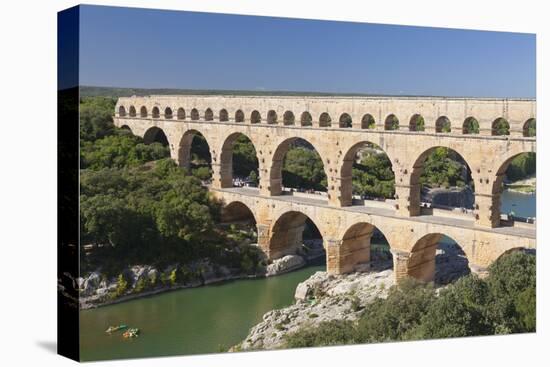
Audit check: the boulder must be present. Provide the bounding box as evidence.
[266,255,305,277]
[81,271,101,296]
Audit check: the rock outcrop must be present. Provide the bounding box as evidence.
[233,268,394,351]
[265,255,306,277]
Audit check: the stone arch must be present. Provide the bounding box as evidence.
[319,112,331,127]
[152,106,160,119]
[177,108,186,120]
[495,247,536,263]
[384,114,399,130]
[463,117,479,134]
[164,107,173,119]
[409,146,474,216]
[129,106,137,117]
[221,200,257,226]
[143,126,169,146]
[523,118,536,137]
[267,110,278,124]
[269,137,328,196]
[339,113,352,128]
[409,114,425,132]
[339,141,395,206]
[120,125,133,134]
[361,114,375,129]
[283,111,295,126]
[300,112,313,127]
[219,109,229,122]
[268,210,324,259]
[333,222,393,274]
[219,132,260,188]
[492,117,510,136]
[250,110,261,124]
[140,106,148,118]
[177,129,212,170]
[191,108,200,121]
[118,105,126,117]
[406,233,470,283]
[205,108,214,121]
[435,116,451,133]
[235,109,245,122]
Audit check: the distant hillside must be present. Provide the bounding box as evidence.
[80,86,425,99]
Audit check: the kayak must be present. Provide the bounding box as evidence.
[122,328,140,338]
[105,324,127,333]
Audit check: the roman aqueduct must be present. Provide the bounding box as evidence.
[113,95,536,283]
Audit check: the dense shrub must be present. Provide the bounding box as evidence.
[284,320,357,348]
[283,251,535,348]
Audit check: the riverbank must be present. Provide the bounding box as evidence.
[78,254,313,310]
[232,242,471,351]
[231,264,394,351]
[505,175,536,194]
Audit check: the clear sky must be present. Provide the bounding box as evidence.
[79,5,536,98]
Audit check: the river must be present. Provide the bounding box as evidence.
[79,191,535,361]
[500,189,536,218]
[80,265,324,361]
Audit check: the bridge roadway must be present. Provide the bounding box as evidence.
[216,186,535,239]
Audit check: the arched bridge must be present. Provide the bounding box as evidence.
[114,94,536,283]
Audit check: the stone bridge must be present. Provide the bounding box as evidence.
[114,94,536,283]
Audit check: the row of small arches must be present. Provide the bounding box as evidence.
[118,105,536,137]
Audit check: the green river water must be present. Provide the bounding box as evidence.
[80,265,324,361]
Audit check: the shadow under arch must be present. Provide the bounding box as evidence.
[220,200,259,248]
[409,146,474,216]
[268,210,324,261]
[269,137,328,196]
[143,126,169,146]
[219,132,259,188]
[119,125,133,135]
[177,129,212,174]
[221,200,257,224]
[407,233,470,284]
[339,141,395,206]
[334,222,393,274]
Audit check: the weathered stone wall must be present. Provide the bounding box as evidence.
[212,188,535,284]
[115,95,535,135]
[115,98,536,228]
[113,95,536,284]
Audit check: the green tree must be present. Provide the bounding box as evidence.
[355,279,436,342]
[485,251,536,333]
[283,147,327,191]
[248,170,258,185]
[80,97,116,142]
[284,320,357,348]
[115,274,129,297]
[419,147,469,188]
[412,275,492,339]
[506,153,536,182]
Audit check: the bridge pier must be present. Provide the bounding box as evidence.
[391,249,411,284]
[395,184,421,216]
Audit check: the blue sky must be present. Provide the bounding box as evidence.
[78,5,536,97]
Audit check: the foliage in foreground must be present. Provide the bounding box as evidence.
[283,251,535,348]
